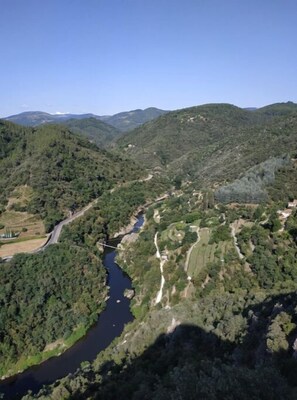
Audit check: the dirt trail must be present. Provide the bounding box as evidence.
[154,232,166,305]
[230,224,244,260]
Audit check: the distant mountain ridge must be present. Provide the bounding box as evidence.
[4,111,96,126]
[4,107,168,132]
[99,107,168,131]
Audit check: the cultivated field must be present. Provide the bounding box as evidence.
[187,228,210,278]
[187,228,232,278]
[0,197,46,258]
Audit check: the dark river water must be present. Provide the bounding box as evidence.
[0,214,144,399]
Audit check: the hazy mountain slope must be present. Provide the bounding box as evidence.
[62,117,122,148]
[0,120,140,231]
[101,107,168,131]
[4,107,168,132]
[5,111,97,126]
[116,102,297,185]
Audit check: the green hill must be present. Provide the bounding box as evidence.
[0,120,140,231]
[116,102,297,185]
[62,117,122,148]
[101,107,168,131]
[256,101,297,116]
[4,111,97,126]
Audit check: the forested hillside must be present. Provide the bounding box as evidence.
[61,117,122,148]
[0,244,107,378]
[0,120,140,231]
[100,107,168,131]
[116,102,297,185]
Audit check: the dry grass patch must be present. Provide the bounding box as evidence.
[0,237,48,258]
[0,210,45,238]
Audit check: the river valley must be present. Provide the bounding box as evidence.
[0,215,144,399]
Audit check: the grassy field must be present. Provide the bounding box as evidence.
[160,222,186,243]
[187,228,210,278]
[0,184,45,239]
[0,210,45,238]
[0,205,46,257]
[0,236,48,258]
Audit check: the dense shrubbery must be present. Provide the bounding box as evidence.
[267,161,297,202]
[236,217,297,289]
[209,224,231,243]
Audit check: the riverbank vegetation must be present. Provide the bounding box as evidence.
[0,175,169,380]
[0,244,107,378]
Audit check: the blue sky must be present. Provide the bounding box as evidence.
[1,0,297,116]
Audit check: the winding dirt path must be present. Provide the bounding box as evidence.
[230,221,252,273]
[230,224,244,260]
[154,232,166,305]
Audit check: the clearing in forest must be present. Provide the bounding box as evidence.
[0,210,45,238]
[0,202,46,258]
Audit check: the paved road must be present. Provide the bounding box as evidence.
[42,201,95,249]
[1,185,170,263]
[1,201,96,262]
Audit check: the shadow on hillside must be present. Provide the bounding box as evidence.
[3,292,297,400]
[64,292,297,400]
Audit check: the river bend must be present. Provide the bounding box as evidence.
[0,214,144,399]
